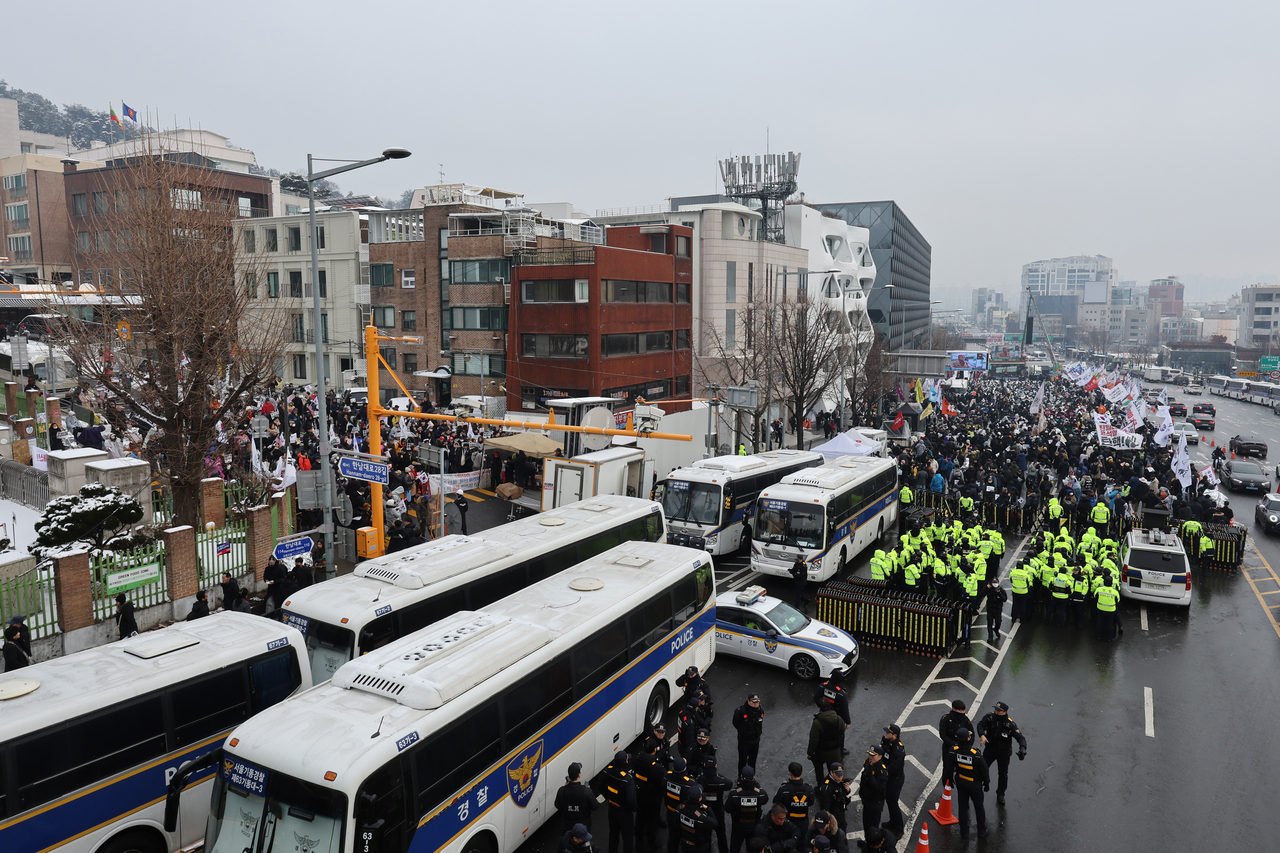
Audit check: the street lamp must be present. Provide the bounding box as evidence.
[306,147,410,577]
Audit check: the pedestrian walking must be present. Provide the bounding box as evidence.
[878,726,906,838]
[947,729,990,839]
[453,488,469,534]
[556,762,598,835]
[976,701,1027,805]
[813,670,851,754]
[4,623,32,671]
[732,693,764,773]
[723,766,768,853]
[604,752,638,853]
[114,593,138,639]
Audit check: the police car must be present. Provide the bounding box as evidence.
[1118,528,1193,607]
[714,586,858,679]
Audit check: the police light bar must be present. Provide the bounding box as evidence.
[736,585,767,606]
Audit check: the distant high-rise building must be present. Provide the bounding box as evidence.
[1239,284,1280,350]
[1148,277,1184,318]
[1021,255,1116,308]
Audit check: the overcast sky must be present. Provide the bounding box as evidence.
[8,1,1278,299]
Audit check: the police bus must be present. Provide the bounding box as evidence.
[0,613,308,853]
[281,495,665,684]
[1246,381,1280,405]
[1204,375,1231,396]
[654,450,823,555]
[749,455,898,582]
[165,541,715,853]
[1223,377,1250,400]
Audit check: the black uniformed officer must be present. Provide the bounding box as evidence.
[938,699,973,784]
[814,762,851,830]
[947,728,990,839]
[679,698,710,758]
[723,766,769,853]
[677,785,718,853]
[605,752,639,853]
[772,761,815,845]
[559,823,594,853]
[556,762,598,834]
[664,758,695,853]
[697,757,731,853]
[878,725,906,837]
[975,701,1027,804]
[753,805,800,853]
[856,748,888,836]
[813,670,851,754]
[651,724,674,772]
[857,827,896,851]
[732,694,764,773]
[634,740,664,848]
[686,728,717,772]
[676,666,713,715]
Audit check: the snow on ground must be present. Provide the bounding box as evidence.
[0,497,44,553]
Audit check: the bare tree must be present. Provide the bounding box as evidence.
[848,333,895,426]
[696,296,776,450]
[50,147,286,528]
[774,294,846,449]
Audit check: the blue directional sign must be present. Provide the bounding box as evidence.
[273,537,313,561]
[338,456,391,485]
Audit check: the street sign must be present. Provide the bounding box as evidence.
[251,415,270,438]
[1271,370,1280,382]
[273,537,313,561]
[1237,371,1258,377]
[1263,356,1280,372]
[117,321,131,341]
[338,455,391,485]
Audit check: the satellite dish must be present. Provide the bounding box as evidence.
[580,406,613,452]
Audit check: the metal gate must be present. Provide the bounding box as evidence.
[0,458,49,510]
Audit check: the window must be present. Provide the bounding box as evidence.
[96,232,110,252]
[645,331,671,352]
[243,229,255,253]
[370,263,395,287]
[411,701,501,815]
[2,174,27,190]
[93,192,109,215]
[1176,288,1183,299]
[604,379,670,402]
[292,315,306,343]
[316,226,325,250]
[628,592,675,651]
[402,268,416,288]
[265,228,278,251]
[675,375,691,395]
[449,306,507,330]
[287,226,302,251]
[603,334,638,356]
[170,188,202,210]
[572,621,628,696]
[725,309,736,350]
[726,261,737,303]
[523,334,588,358]
[649,233,666,253]
[317,269,327,298]
[523,279,587,303]
[293,354,307,379]
[402,353,418,374]
[76,231,90,252]
[237,197,252,218]
[676,234,690,257]
[285,204,300,215]
[356,762,409,853]
[450,259,511,283]
[1254,321,1272,329]
[267,271,280,298]
[401,310,417,331]
[504,657,573,746]
[1255,307,1272,315]
[676,329,690,350]
[321,313,329,344]
[98,269,113,286]
[7,235,32,257]
[439,228,449,250]
[72,193,88,216]
[452,353,505,376]
[372,306,395,328]
[289,270,303,298]
[379,347,396,370]
[1257,293,1274,302]
[171,667,249,747]
[603,281,672,303]
[246,273,258,298]
[5,203,29,222]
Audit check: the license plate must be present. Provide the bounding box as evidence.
[1144,582,1170,590]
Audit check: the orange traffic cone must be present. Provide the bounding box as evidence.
[1231,451,1236,459]
[913,821,931,853]
[928,779,960,825]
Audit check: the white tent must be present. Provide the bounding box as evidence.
[812,428,880,458]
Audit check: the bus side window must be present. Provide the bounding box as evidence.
[571,620,628,697]
[628,591,675,651]
[645,513,664,542]
[359,612,396,656]
[470,566,527,608]
[170,666,250,747]
[0,750,7,819]
[503,655,573,747]
[356,758,407,853]
[249,649,303,713]
[411,701,501,817]
[528,546,578,583]
[579,526,624,560]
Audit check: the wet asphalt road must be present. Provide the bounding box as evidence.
[506,388,1280,853]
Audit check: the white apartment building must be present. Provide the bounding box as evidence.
[237,209,369,389]
[1239,284,1280,349]
[1021,255,1116,309]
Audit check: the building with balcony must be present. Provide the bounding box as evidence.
[1,154,107,286]
[508,225,693,415]
[1239,284,1280,350]
[237,209,369,389]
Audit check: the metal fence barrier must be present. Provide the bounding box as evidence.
[0,458,49,510]
[816,578,970,658]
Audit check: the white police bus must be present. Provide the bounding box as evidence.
[749,455,898,582]
[0,613,308,853]
[282,495,665,684]
[1204,375,1230,396]
[654,450,823,555]
[165,541,715,853]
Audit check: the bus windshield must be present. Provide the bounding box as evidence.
[754,499,825,550]
[285,612,355,684]
[206,759,347,853]
[660,480,722,525]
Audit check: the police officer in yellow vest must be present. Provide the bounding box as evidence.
[1008,561,1032,623]
[870,550,888,582]
[738,444,748,456]
[1095,577,1120,641]
[1049,570,1072,626]
[1089,500,1110,538]
[899,484,914,507]
[1199,533,1215,565]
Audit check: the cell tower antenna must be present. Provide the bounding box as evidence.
[718,150,801,244]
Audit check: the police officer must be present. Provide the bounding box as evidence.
[1095,576,1120,641]
[1090,497,1110,538]
[679,698,709,759]
[651,724,675,771]
[678,786,718,853]
[976,702,1027,805]
[947,728,989,839]
[878,725,906,838]
[1070,570,1090,629]
[556,762,598,835]
[560,823,595,853]
[790,555,810,612]
[732,693,765,773]
[857,748,888,836]
[1008,560,1032,623]
[815,762,851,831]
[985,580,1007,643]
[938,699,973,784]
[899,483,913,507]
[605,752,639,853]
[634,739,664,848]
[665,758,695,853]
[807,699,845,784]
[754,805,800,853]
[812,671,851,755]
[697,757,731,853]
[724,766,769,853]
[677,666,713,715]
[773,761,816,845]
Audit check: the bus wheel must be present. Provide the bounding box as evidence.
[738,527,751,554]
[645,682,670,728]
[789,653,819,680]
[463,831,498,853]
[838,548,847,575]
[100,830,165,853]
[876,519,885,542]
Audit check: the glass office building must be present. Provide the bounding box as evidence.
[815,201,931,350]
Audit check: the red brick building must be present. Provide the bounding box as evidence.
[508,224,694,415]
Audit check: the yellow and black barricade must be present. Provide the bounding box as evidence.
[816,579,965,658]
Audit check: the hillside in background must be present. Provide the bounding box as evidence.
[0,79,151,149]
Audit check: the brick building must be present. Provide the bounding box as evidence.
[2,153,106,286]
[508,224,694,416]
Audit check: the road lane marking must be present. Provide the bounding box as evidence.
[1144,687,1155,737]
[1239,541,1280,640]
[1140,604,1149,631]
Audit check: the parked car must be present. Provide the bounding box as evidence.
[1223,459,1271,493]
[1193,402,1216,416]
[1170,423,1199,445]
[1254,493,1280,533]
[714,586,858,679]
[1185,383,1203,395]
[1229,435,1269,459]
[1168,399,1187,417]
[1189,414,1215,431]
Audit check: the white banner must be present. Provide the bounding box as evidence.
[1096,423,1144,449]
[1200,464,1220,486]
[1154,411,1175,447]
[427,471,483,495]
[1031,382,1046,414]
[1123,403,1144,433]
[1158,387,1168,406]
[1172,432,1193,488]
[1103,382,1131,404]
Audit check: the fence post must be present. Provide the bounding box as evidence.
[200,478,226,530]
[244,504,272,584]
[24,389,41,422]
[3,382,17,422]
[272,492,292,539]
[162,525,200,605]
[53,549,94,632]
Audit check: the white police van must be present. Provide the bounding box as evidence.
[1119,528,1193,606]
[713,586,859,679]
